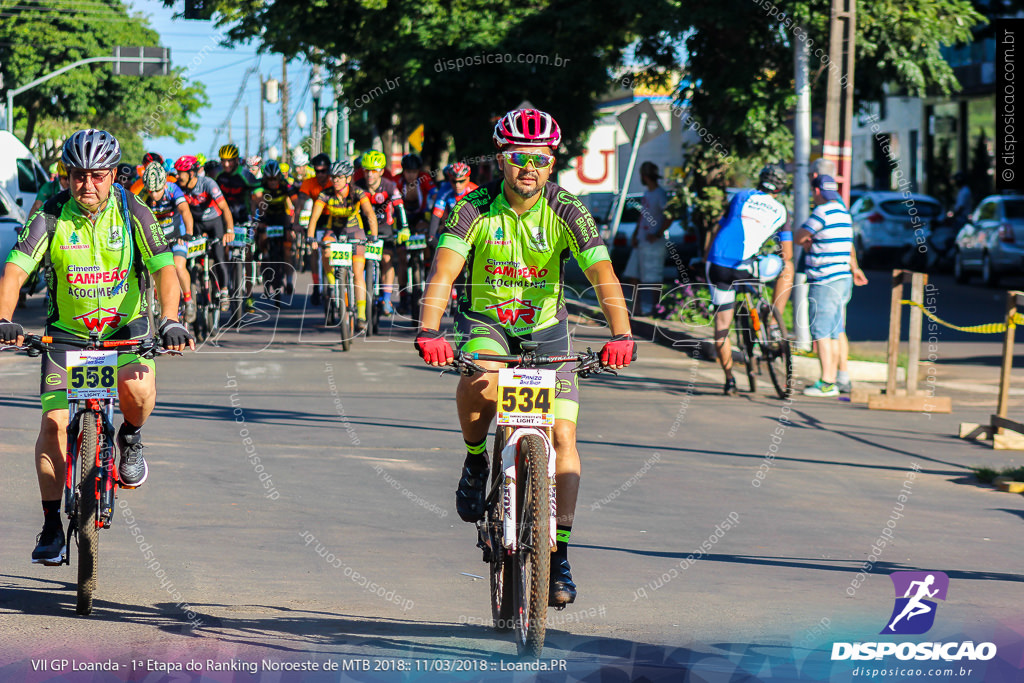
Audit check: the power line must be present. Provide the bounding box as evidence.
[212,56,260,149]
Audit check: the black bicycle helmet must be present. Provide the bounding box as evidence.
[61,129,121,169]
[263,159,282,178]
[401,153,423,170]
[116,163,135,185]
[311,153,331,170]
[758,164,788,194]
[331,160,354,177]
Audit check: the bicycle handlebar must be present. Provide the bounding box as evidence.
[443,349,612,378]
[0,334,181,359]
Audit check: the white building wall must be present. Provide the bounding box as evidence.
[850,96,924,190]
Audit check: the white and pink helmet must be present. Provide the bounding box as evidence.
[492,108,561,150]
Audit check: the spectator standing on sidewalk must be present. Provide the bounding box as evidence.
[796,175,867,397]
[623,161,670,317]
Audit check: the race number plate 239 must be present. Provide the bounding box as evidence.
[497,368,555,427]
[66,351,117,400]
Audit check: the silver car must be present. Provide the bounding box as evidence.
[0,183,28,264]
[849,191,942,266]
[954,195,1024,286]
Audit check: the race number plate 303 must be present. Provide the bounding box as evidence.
[365,239,384,262]
[329,242,353,267]
[407,234,427,250]
[185,236,207,257]
[496,368,556,427]
[66,350,117,400]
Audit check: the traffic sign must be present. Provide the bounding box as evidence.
[111,47,170,77]
[616,100,665,146]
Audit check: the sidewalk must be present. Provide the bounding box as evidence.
[566,295,1024,411]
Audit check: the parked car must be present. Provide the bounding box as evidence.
[0,130,50,210]
[599,193,699,280]
[849,191,942,267]
[954,194,1024,286]
[0,182,28,264]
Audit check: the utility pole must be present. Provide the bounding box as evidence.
[281,56,290,164]
[259,74,266,157]
[244,104,249,157]
[793,37,812,352]
[311,64,323,156]
[823,0,856,204]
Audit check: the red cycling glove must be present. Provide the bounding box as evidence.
[415,329,454,365]
[601,334,637,367]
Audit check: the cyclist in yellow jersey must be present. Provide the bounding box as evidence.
[306,160,378,326]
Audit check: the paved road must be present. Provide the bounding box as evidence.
[1,277,1022,682]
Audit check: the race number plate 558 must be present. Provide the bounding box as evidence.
[67,351,117,400]
[497,368,555,427]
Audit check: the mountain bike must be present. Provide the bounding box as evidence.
[226,224,258,324]
[364,238,384,338]
[404,233,429,325]
[1,333,179,615]
[185,235,220,343]
[732,257,792,399]
[444,346,612,658]
[258,223,288,306]
[325,239,357,351]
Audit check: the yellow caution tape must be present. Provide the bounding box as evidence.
[901,299,1024,334]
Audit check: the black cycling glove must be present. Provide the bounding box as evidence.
[159,318,193,348]
[0,318,24,344]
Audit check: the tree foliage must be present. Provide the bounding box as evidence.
[0,0,207,165]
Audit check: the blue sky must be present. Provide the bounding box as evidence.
[127,0,330,163]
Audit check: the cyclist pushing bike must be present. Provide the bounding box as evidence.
[415,108,636,607]
[705,164,794,396]
[0,129,194,565]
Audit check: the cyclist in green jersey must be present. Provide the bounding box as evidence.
[0,129,194,565]
[29,161,70,216]
[415,109,636,606]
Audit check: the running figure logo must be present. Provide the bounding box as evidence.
[881,571,949,635]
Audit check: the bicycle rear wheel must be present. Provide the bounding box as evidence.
[489,428,513,632]
[735,305,757,393]
[762,304,793,399]
[513,434,550,658]
[76,411,101,616]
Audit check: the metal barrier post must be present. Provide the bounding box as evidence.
[885,269,904,398]
[996,291,1020,426]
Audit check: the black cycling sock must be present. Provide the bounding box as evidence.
[554,525,572,561]
[120,420,142,436]
[42,499,61,529]
[464,438,487,471]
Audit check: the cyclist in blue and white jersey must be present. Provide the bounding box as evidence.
[705,164,794,395]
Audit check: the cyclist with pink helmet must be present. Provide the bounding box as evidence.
[415,108,636,607]
[175,155,235,310]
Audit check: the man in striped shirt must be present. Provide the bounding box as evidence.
[796,174,867,397]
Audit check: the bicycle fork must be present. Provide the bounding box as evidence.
[499,428,558,552]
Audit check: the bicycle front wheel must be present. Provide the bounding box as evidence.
[339,272,352,352]
[76,411,101,616]
[489,428,513,632]
[762,305,793,399]
[513,434,550,658]
[735,306,757,393]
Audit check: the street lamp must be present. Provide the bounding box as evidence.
[311,78,323,156]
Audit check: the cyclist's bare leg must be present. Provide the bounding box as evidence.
[117,363,156,428]
[455,354,502,443]
[353,258,367,308]
[713,306,736,376]
[552,418,579,527]
[173,254,191,298]
[35,409,68,500]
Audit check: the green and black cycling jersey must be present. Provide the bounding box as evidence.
[7,188,172,339]
[437,180,609,336]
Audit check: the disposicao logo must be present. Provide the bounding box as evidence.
[881,571,948,635]
[831,570,997,662]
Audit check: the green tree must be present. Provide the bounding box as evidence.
[0,0,207,165]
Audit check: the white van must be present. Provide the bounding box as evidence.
[0,130,50,211]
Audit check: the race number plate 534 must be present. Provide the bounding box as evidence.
[67,350,118,400]
[497,368,555,427]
